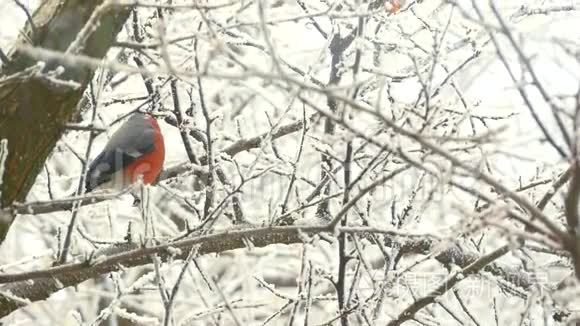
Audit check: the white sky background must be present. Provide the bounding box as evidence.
[1,0,580,325]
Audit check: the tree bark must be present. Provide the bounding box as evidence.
[0,0,130,240]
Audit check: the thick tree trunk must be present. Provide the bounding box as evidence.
[0,0,130,240]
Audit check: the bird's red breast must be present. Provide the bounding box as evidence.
[122,116,165,185]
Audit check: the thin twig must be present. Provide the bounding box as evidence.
[59,81,100,264]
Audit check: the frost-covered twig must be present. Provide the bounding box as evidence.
[299,92,568,242]
[0,221,538,318]
[59,81,101,264]
[0,140,7,200]
[387,244,512,326]
[489,0,572,154]
[171,79,198,164]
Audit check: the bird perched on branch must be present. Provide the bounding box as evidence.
[386,0,405,13]
[85,112,165,192]
[368,0,405,14]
